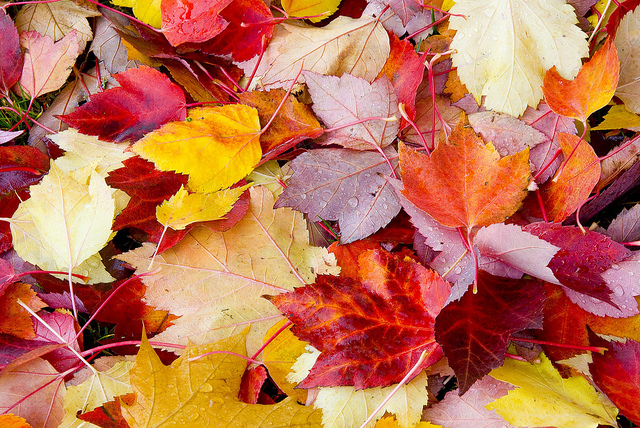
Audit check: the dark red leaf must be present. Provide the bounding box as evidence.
[59,66,186,142]
[267,249,450,390]
[524,222,631,305]
[0,192,27,254]
[0,10,23,95]
[589,329,640,425]
[78,396,132,428]
[434,271,545,395]
[0,146,49,194]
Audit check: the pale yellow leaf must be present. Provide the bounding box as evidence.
[19,31,80,98]
[156,184,250,230]
[117,186,339,356]
[132,105,261,193]
[112,0,161,28]
[449,0,588,116]
[282,0,341,22]
[48,129,134,176]
[121,329,322,427]
[487,353,618,428]
[247,160,291,197]
[8,161,115,283]
[60,361,134,427]
[239,16,389,89]
[288,347,427,428]
[15,0,100,51]
[0,358,65,428]
[615,6,640,113]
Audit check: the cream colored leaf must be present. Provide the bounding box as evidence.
[239,15,389,89]
[122,329,322,427]
[19,31,80,98]
[156,184,250,230]
[449,0,588,116]
[15,0,100,51]
[48,129,134,176]
[117,186,339,356]
[615,6,640,113]
[487,353,618,428]
[8,161,115,283]
[60,360,134,427]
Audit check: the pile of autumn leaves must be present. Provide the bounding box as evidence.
[1,0,640,427]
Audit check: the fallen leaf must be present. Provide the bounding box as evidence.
[588,330,640,425]
[238,88,323,156]
[524,222,631,311]
[543,37,619,123]
[0,282,46,340]
[112,0,161,28]
[0,146,49,194]
[268,249,450,389]
[47,129,134,176]
[117,186,338,356]
[120,329,323,426]
[0,358,65,428]
[161,0,231,46]
[31,310,80,372]
[615,6,640,113]
[0,10,23,95]
[598,132,640,189]
[282,0,341,22]
[304,71,399,150]
[605,203,640,243]
[60,360,134,427]
[59,65,187,143]
[399,117,531,229]
[275,148,401,243]
[132,104,261,193]
[592,104,640,131]
[14,0,100,51]
[19,30,80,98]
[535,133,601,222]
[422,375,516,428]
[449,0,588,116]
[468,111,548,158]
[0,414,32,428]
[434,272,545,394]
[90,15,141,76]
[9,161,115,283]
[156,184,249,230]
[239,15,389,89]
[487,353,618,428]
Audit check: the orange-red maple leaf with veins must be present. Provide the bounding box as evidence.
[268,249,450,390]
[400,116,531,230]
[543,37,619,123]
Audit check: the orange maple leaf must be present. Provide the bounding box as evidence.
[399,116,531,230]
[543,37,619,123]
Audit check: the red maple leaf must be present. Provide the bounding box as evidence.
[267,249,450,389]
[435,271,545,394]
[59,66,186,142]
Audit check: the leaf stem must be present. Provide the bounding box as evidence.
[248,320,293,366]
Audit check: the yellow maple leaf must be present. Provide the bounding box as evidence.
[591,105,640,131]
[487,353,618,428]
[281,0,341,22]
[132,105,261,193]
[7,161,115,283]
[156,184,250,230]
[121,329,322,427]
[112,0,161,28]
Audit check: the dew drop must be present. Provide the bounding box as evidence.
[347,197,359,208]
[200,383,213,393]
[300,193,306,200]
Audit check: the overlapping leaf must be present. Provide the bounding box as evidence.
[434,271,545,394]
[400,117,531,229]
[275,148,401,243]
[268,249,450,389]
[59,65,187,142]
[0,10,22,95]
